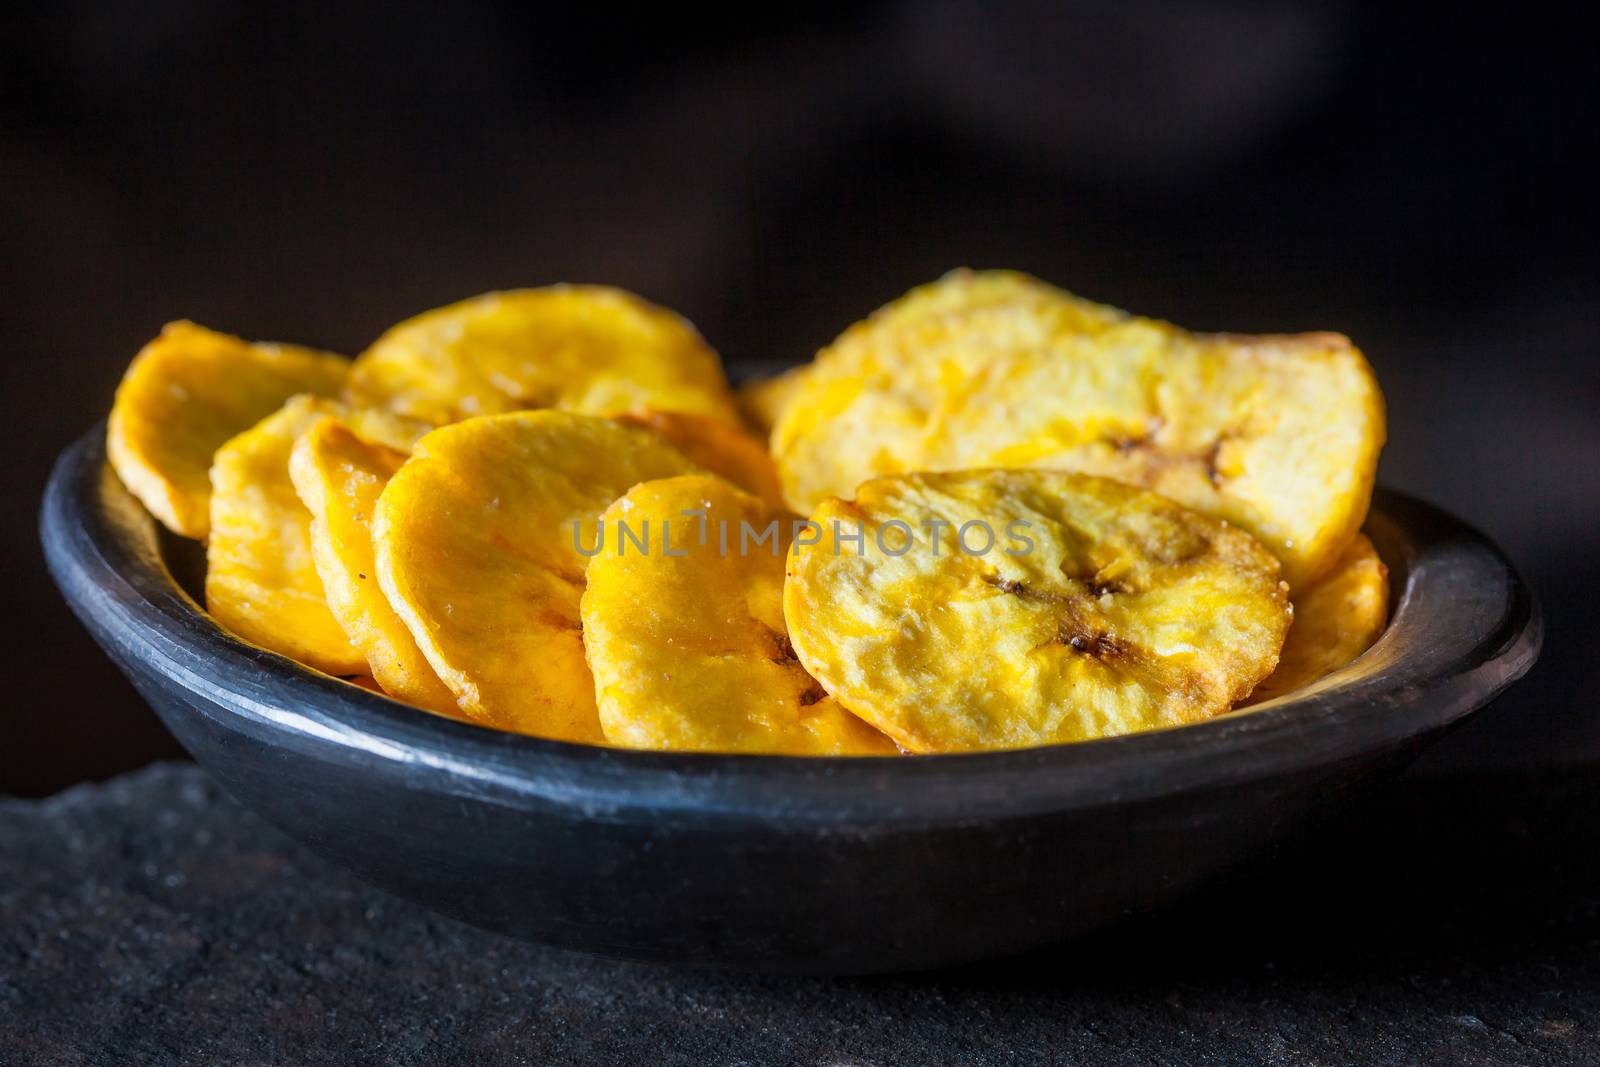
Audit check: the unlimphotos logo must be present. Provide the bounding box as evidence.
[574,509,1035,558]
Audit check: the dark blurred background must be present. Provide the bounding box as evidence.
[3,2,1594,795]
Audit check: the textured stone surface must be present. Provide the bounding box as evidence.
[5,761,1600,1066]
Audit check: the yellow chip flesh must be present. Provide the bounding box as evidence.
[373,411,702,742]
[735,365,810,438]
[206,397,431,675]
[580,475,897,755]
[1243,533,1389,705]
[290,416,458,715]
[615,408,785,509]
[346,285,739,426]
[108,321,349,538]
[784,470,1291,753]
[206,397,365,673]
[771,270,1385,589]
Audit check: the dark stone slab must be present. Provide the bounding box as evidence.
[5,762,1600,1066]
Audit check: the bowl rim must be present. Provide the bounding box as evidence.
[42,423,1541,826]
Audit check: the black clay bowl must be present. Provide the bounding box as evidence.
[42,425,1540,974]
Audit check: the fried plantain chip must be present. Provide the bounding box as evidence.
[206,396,365,673]
[1242,533,1389,705]
[108,321,349,538]
[614,408,785,508]
[290,416,458,715]
[207,397,430,675]
[735,365,810,438]
[784,470,1291,752]
[771,270,1385,588]
[345,285,739,426]
[373,411,701,742]
[581,475,897,755]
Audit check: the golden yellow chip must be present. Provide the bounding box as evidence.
[107,321,349,538]
[373,411,702,742]
[206,396,365,673]
[784,470,1291,753]
[345,285,739,426]
[206,397,431,675]
[1243,533,1389,705]
[771,270,1385,589]
[735,365,810,438]
[289,416,458,715]
[614,409,785,509]
[580,475,897,755]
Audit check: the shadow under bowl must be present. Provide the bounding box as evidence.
[42,425,1541,974]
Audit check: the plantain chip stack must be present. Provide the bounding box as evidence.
[100,271,1391,753]
[205,396,431,674]
[770,270,1385,590]
[581,475,896,755]
[372,411,701,742]
[289,415,458,714]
